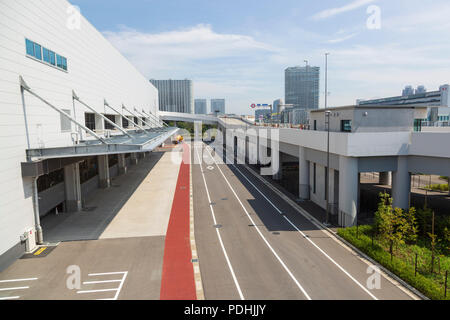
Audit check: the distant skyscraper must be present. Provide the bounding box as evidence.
[402,85,414,96]
[211,99,225,114]
[194,99,207,114]
[273,98,284,114]
[285,66,320,110]
[150,79,194,114]
[415,85,427,94]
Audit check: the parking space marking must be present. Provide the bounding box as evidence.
[76,271,128,300]
[0,277,38,300]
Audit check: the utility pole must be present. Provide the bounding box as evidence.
[325,110,331,226]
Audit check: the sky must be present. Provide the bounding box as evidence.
[70,0,450,115]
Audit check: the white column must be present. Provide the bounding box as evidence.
[273,152,282,181]
[299,147,310,200]
[98,155,110,189]
[118,154,127,175]
[379,172,392,185]
[392,156,411,209]
[338,156,359,227]
[64,163,82,212]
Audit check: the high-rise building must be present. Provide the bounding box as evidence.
[285,66,320,110]
[273,98,284,114]
[415,85,427,94]
[402,85,414,96]
[150,79,194,114]
[194,99,207,114]
[211,99,225,114]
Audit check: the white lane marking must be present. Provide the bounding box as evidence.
[236,154,421,301]
[219,149,378,300]
[0,286,29,291]
[0,296,20,300]
[83,280,122,285]
[0,278,38,283]
[204,146,311,300]
[76,271,128,300]
[194,145,244,300]
[77,288,118,294]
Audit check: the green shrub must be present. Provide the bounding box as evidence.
[338,226,449,300]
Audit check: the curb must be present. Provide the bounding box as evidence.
[242,163,428,301]
[189,143,205,300]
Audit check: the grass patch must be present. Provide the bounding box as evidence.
[338,225,450,300]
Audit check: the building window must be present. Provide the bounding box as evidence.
[122,117,129,128]
[85,113,96,131]
[414,119,423,132]
[134,117,138,125]
[104,115,116,130]
[25,39,42,60]
[313,120,317,131]
[341,120,352,132]
[25,38,67,71]
[60,109,72,132]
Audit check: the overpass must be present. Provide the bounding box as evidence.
[159,111,253,127]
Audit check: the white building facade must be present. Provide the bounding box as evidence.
[0,0,165,268]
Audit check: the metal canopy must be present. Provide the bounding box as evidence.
[26,128,178,161]
[19,76,178,161]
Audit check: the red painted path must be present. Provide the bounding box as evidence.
[160,144,196,300]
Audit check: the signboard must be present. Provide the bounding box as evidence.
[251,104,272,109]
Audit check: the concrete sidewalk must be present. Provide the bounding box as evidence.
[41,151,182,242]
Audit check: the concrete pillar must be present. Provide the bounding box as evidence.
[379,172,392,185]
[273,152,282,181]
[338,156,359,227]
[118,154,127,175]
[64,163,82,212]
[98,155,110,189]
[392,156,411,209]
[130,153,138,165]
[299,147,310,200]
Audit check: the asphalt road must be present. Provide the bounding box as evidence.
[192,142,418,300]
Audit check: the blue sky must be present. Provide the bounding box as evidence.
[70,0,450,115]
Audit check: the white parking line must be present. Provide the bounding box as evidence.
[214,147,378,300]
[0,277,38,300]
[203,145,311,300]
[0,286,29,291]
[194,145,244,300]
[76,271,128,300]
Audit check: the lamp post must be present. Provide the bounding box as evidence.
[325,53,330,109]
[325,110,331,226]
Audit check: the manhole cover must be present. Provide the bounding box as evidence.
[210,202,216,206]
[180,186,187,190]
[207,166,214,170]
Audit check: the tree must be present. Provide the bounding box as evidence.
[374,192,417,261]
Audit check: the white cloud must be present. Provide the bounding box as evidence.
[311,0,378,20]
[327,32,359,43]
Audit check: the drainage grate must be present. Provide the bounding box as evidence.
[272,232,281,235]
[191,259,199,263]
[112,184,121,188]
[20,246,57,259]
[221,198,228,201]
[214,224,223,229]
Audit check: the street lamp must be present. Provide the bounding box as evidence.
[325,110,331,226]
[325,53,330,109]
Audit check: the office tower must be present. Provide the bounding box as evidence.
[285,66,320,110]
[273,98,284,114]
[150,79,194,114]
[194,99,208,114]
[415,85,426,94]
[402,85,414,96]
[211,99,226,114]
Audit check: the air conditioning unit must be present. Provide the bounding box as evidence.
[20,228,37,253]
